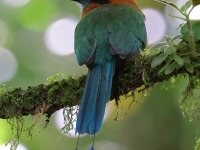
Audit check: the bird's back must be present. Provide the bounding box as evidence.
[75,4,147,66]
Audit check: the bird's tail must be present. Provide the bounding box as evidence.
[75,58,115,135]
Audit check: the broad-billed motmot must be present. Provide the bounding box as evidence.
[72,0,147,149]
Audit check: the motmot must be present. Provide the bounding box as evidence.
[72,0,147,149]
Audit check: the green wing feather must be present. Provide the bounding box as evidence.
[75,4,147,66]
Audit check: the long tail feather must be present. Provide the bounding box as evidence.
[76,59,115,134]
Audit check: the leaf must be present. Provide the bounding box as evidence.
[181,24,189,41]
[183,57,191,63]
[165,35,172,43]
[185,63,194,73]
[155,0,180,11]
[192,0,200,7]
[165,61,177,75]
[164,46,176,55]
[158,59,173,74]
[194,63,200,67]
[150,42,168,50]
[171,35,183,45]
[193,21,200,42]
[171,35,183,42]
[173,38,182,45]
[181,21,200,42]
[151,53,168,68]
[180,1,192,13]
[156,0,187,17]
[173,55,184,65]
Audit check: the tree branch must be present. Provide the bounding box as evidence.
[1,46,194,120]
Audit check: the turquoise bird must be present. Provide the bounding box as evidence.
[73,0,147,149]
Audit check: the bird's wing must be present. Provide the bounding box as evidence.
[74,4,147,65]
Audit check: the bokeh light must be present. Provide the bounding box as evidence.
[54,105,112,137]
[0,143,27,150]
[0,19,9,46]
[142,8,167,45]
[2,0,30,7]
[190,5,200,20]
[0,47,18,82]
[45,18,78,55]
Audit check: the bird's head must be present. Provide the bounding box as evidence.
[72,0,109,9]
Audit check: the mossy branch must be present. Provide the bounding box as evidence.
[0,53,165,119]
[0,40,199,120]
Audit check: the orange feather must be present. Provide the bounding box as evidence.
[82,0,140,17]
[82,3,101,17]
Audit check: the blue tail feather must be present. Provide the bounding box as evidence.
[88,145,95,150]
[76,59,115,134]
[75,67,100,134]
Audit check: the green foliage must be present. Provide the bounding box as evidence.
[0,84,7,96]
[47,73,69,83]
[154,0,200,116]
[151,0,200,150]
[181,21,200,43]
[156,0,198,58]
[180,1,192,13]
[155,0,192,18]
[153,1,200,149]
[195,138,200,150]
[151,35,194,75]
[0,84,14,96]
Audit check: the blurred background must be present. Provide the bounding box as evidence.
[0,0,200,149]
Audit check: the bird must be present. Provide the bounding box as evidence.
[72,0,147,149]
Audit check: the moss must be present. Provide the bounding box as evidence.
[0,42,200,120]
[0,41,200,150]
